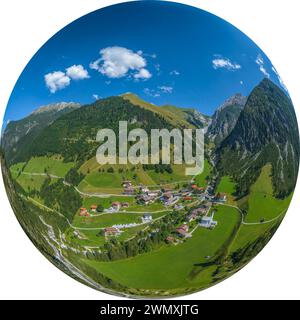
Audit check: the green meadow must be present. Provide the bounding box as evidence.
[217,176,236,195]
[72,210,167,229]
[15,156,73,177]
[245,164,292,223]
[9,162,26,179]
[16,175,49,192]
[229,219,281,253]
[193,159,212,187]
[80,205,240,290]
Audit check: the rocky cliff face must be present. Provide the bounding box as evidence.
[216,79,299,198]
[207,94,246,145]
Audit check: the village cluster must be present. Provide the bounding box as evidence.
[78,178,227,240]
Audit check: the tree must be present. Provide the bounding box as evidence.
[96,204,104,213]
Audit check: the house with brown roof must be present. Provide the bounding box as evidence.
[166,236,175,244]
[104,227,121,237]
[79,207,90,216]
[90,204,97,212]
[176,224,189,237]
[123,186,135,195]
[121,202,129,208]
[214,193,227,202]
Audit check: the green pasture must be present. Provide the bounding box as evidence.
[80,205,240,290]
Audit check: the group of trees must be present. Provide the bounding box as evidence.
[65,168,85,186]
[89,211,185,262]
[142,163,173,174]
[40,178,82,221]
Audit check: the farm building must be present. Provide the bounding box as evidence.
[122,180,132,187]
[79,207,90,217]
[104,227,121,237]
[139,185,149,193]
[147,190,160,197]
[166,236,175,244]
[214,193,227,202]
[191,185,205,193]
[112,201,121,209]
[137,194,155,205]
[123,186,135,195]
[183,196,193,202]
[141,214,153,223]
[176,224,189,237]
[121,202,129,208]
[90,204,97,212]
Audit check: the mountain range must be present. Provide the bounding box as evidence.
[207,93,247,146]
[1,79,299,199]
[2,102,80,164]
[216,79,299,198]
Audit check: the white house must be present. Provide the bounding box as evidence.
[199,211,218,229]
[141,214,153,223]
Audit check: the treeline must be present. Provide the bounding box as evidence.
[16,96,175,164]
[211,221,281,283]
[65,167,85,186]
[40,178,82,221]
[142,163,173,174]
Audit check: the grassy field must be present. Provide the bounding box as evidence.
[77,180,124,194]
[193,159,212,187]
[22,156,73,177]
[217,176,236,195]
[230,219,280,253]
[16,175,49,192]
[79,156,192,192]
[80,205,240,290]
[72,210,167,229]
[10,162,26,179]
[245,164,292,223]
[146,164,190,185]
[64,228,106,247]
[10,156,71,192]
[65,220,151,248]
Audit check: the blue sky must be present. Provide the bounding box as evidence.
[3,0,287,124]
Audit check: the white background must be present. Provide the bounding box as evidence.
[0,0,299,300]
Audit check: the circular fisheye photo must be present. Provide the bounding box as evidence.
[1,1,299,298]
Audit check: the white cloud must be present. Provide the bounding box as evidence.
[144,85,174,97]
[240,80,244,85]
[44,71,71,93]
[272,66,288,92]
[144,88,160,98]
[90,46,151,80]
[158,86,173,94]
[170,70,180,76]
[66,64,89,80]
[256,54,270,78]
[212,56,241,71]
[134,68,152,80]
[93,94,101,100]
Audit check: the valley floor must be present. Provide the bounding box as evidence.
[6,156,291,297]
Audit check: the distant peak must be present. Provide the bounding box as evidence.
[218,93,247,111]
[30,102,80,115]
